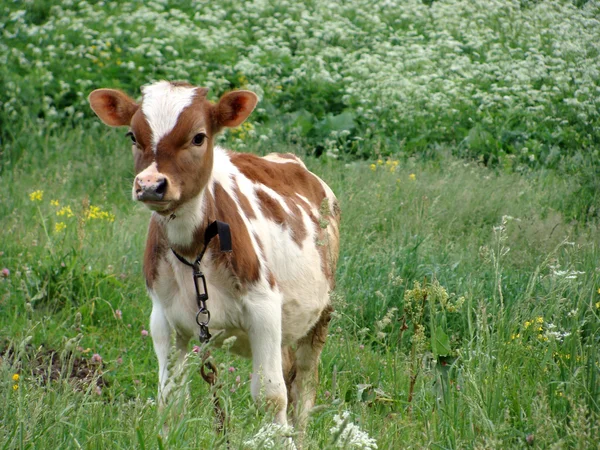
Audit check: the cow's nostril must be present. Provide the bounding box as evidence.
[155,178,167,196]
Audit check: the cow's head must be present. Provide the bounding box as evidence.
[89,81,257,215]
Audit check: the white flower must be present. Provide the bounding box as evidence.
[244,423,295,449]
[330,411,378,449]
[552,269,585,280]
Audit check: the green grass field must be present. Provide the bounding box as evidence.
[1,1,600,448]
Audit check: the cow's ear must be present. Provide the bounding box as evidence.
[88,89,139,127]
[212,90,258,131]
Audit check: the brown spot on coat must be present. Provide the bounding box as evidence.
[256,188,286,225]
[212,182,260,284]
[144,216,167,289]
[284,197,307,246]
[267,270,276,288]
[230,152,326,208]
[232,177,256,219]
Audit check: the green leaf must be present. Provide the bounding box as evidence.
[291,109,315,136]
[432,326,452,357]
[320,111,355,133]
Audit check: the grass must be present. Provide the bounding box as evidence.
[1,126,599,448]
[1,0,600,448]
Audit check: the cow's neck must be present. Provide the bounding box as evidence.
[158,186,216,261]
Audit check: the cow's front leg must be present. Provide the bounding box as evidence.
[150,300,172,407]
[247,294,288,425]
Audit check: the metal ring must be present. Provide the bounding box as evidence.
[196,309,210,326]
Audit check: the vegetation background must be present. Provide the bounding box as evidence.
[1,0,599,448]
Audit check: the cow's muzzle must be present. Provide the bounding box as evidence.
[135,175,168,202]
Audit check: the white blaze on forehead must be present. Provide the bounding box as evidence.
[141,81,197,153]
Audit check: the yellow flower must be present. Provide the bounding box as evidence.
[409,173,416,181]
[596,301,600,309]
[13,384,18,391]
[597,288,600,294]
[86,205,115,222]
[524,321,531,329]
[377,159,383,166]
[536,316,544,323]
[55,222,66,233]
[29,190,44,202]
[12,373,19,382]
[57,206,74,218]
[370,164,376,172]
[51,199,60,207]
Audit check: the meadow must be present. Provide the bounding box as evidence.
[1,0,600,448]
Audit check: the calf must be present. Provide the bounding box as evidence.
[88,81,340,430]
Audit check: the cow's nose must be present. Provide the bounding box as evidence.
[135,176,168,201]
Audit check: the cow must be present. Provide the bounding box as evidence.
[88,81,340,434]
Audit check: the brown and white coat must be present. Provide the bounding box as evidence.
[89,81,340,430]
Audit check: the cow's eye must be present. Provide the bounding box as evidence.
[125,131,136,144]
[192,133,206,146]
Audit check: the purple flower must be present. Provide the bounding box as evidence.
[228,366,235,373]
[141,329,148,337]
[192,345,200,353]
[91,353,102,363]
[1,268,9,278]
[114,309,122,320]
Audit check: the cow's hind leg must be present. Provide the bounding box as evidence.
[290,305,333,434]
[282,345,297,410]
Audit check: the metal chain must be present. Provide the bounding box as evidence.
[192,262,211,342]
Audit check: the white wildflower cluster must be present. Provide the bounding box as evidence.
[1,0,599,161]
[243,423,296,450]
[544,323,571,342]
[552,269,585,280]
[549,262,585,280]
[330,411,378,449]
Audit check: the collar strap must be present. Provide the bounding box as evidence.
[171,220,232,268]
